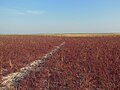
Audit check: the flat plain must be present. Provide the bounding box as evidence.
[0,34,120,90]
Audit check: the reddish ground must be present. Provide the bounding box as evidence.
[0,35,120,90]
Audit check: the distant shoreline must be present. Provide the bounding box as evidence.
[0,33,120,37]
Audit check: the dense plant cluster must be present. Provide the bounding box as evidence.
[0,35,120,90]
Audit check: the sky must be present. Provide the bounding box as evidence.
[0,0,120,34]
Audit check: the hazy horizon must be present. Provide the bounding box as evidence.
[0,0,120,34]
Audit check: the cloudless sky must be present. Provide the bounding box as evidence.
[0,0,120,34]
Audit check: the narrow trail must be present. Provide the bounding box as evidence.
[0,42,65,90]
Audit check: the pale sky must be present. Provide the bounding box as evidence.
[0,0,120,34]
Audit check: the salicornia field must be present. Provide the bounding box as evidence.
[0,35,120,90]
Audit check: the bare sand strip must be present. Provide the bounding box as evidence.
[0,33,120,37]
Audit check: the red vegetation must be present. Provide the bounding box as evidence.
[0,35,120,90]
